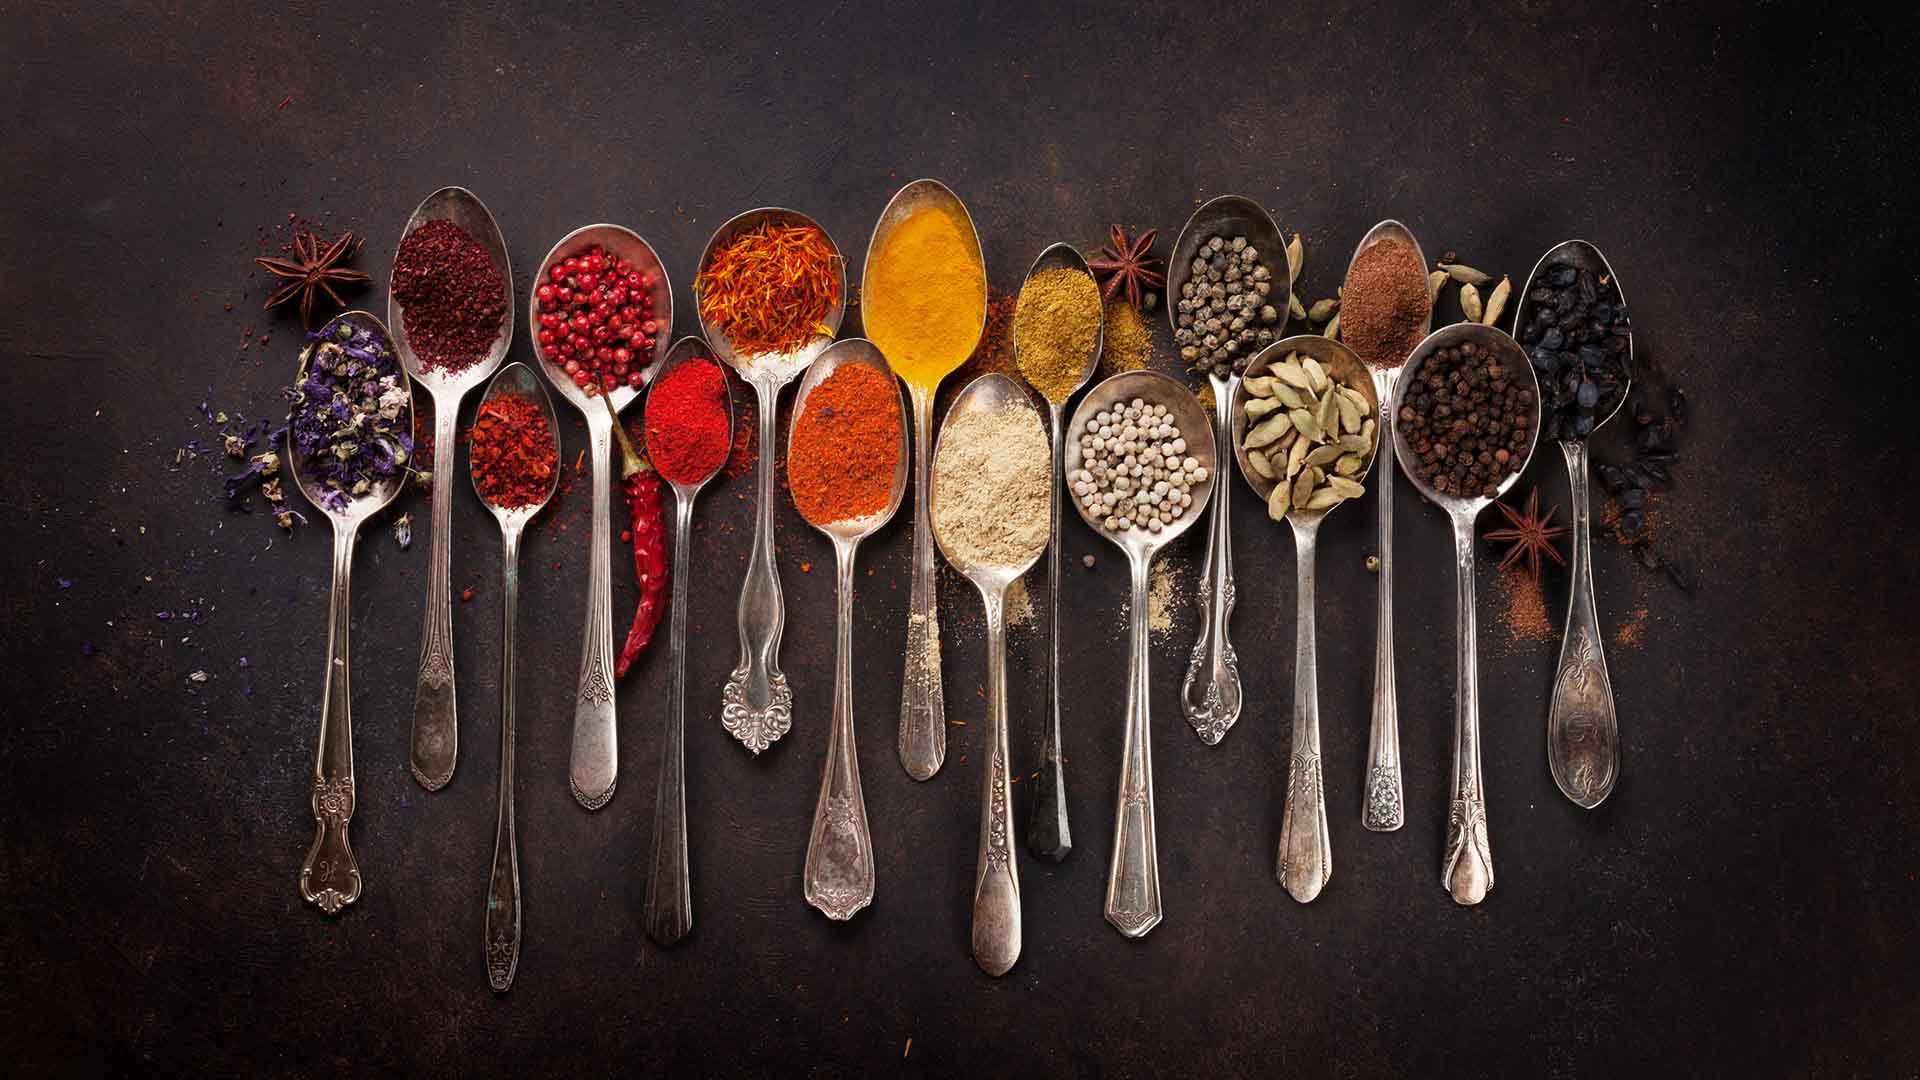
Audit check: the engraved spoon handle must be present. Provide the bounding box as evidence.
[645,490,696,944]
[410,400,460,791]
[1443,512,1494,905]
[1104,555,1162,937]
[803,537,873,920]
[300,522,362,915]
[1549,439,1620,808]
[1363,371,1404,831]
[1278,518,1331,902]
[898,385,945,779]
[1180,377,1242,745]
[722,378,792,754]
[568,411,618,809]
[1028,402,1071,861]
[484,523,523,990]
[972,586,1022,974]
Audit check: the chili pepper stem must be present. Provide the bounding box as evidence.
[600,391,653,480]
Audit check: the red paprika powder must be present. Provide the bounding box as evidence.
[643,359,731,484]
[787,363,902,523]
[469,395,555,509]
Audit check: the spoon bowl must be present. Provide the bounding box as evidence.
[392,186,514,392]
[470,361,561,522]
[1013,242,1105,398]
[286,311,416,524]
[1390,323,1541,514]
[1513,239,1633,436]
[1167,195,1288,749]
[530,223,675,414]
[789,337,910,542]
[645,334,738,494]
[699,207,847,386]
[1065,370,1216,938]
[1228,335,1381,517]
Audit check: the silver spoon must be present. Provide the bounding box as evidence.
[1065,370,1218,937]
[637,336,734,945]
[1169,196,1291,747]
[1341,219,1433,833]
[391,186,514,793]
[1513,240,1632,809]
[930,373,1052,975]
[528,224,674,809]
[287,311,415,915]
[468,362,560,991]
[1389,324,1543,905]
[862,179,987,781]
[1012,242,1104,863]
[699,208,847,756]
[788,339,909,922]
[1229,337,1381,903]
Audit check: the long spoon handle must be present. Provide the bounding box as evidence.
[1104,557,1162,937]
[1028,404,1071,861]
[803,539,874,920]
[410,401,460,791]
[484,524,523,990]
[300,523,362,915]
[1278,519,1331,902]
[1548,440,1620,808]
[568,412,619,808]
[1180,380,1242,745]
[646,491,697,944]
[1443,513,1494,905]
[1363,371,1404,831]
[898,386,946,780]
[972,588,1022,974]
[722,379,793,754]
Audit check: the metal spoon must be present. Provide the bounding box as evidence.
[528,224,674,809]
[1168,196,1291,747]
[287,311,415,915]
[699,208,847,756]
[1341,219,1433,832]
[1065,370,1218,937]
[1229,337,1381,903]
[391,186,514,793]
[1012,243,1103,863]
[788,339,909,922]
[631,336,733,946]
[468,362,560,991]
[862,179,987,781]
[930,373,1051,975]
[1513,240,1632,809]
[1389,324,1543,905]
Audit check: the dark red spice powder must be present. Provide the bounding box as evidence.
[644,359,732,484]
[469,395,555,509]
[393,218,507,373]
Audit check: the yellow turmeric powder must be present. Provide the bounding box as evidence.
[863,207,985,389]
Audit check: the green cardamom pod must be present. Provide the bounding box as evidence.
[1460,282,1483,322]
[1286,233,1303,288]
[1427,269,1449,304]
[1289,293,1307,321]
[1440,262,1492,285]
[1308,298,1339,322]
[1323,312,1340,340]
[1482,274,1511,326]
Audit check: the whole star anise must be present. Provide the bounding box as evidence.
[1088,223,1166,310]
[255,231,371,329]
[1483,487,1570,580]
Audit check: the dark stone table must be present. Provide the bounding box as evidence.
[4,3,1915,1075]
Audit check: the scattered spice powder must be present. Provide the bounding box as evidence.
[696,222,840,356]
[392,218,507,373]
[936,288,1015,417]
[1100,299,1153,375]
[1615,605,1650,649]
[644,359,732,484]
[787,363,903,524]
[1495,565,1555,645]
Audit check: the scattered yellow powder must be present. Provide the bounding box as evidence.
[1005,575,1035,627]
[1100,299,1153,376]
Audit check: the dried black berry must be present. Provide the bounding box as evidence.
[1618,487,1646,510]
[1620,509,1646,538]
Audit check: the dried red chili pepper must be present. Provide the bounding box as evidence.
[608,408,666,677]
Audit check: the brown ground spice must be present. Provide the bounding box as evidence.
[1496,565,1556,645]
[1100,299,1153,375]
[1341,237,1429,369]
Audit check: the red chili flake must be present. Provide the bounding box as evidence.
[469,395,556,509]
[460,587,475,603]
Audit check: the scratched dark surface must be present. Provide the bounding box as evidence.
[3,2,1917,1076]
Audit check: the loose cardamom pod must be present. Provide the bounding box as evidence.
[1304,487,1343,511]
[1308,298,1339,322]
[1244,413,1293,449]
[1267,477,1292,521]
[1247,449,1275,480]
[1275,385,1307,409]
[1292,469,1316,509]
[1460,282,1483,323]
[1338,433,1372,454]
[1289,293,1307,321]
[1361,417,1376,445]
[1302,356,1329,393]
[1245,396,1282,420]
[1286,233,1303,288]
[1428,269,1448,303]
[1272,359,1313,390]
[1305,443,1343,467]
[1440,262,1492,285]
[1243,375,1276,398]
[1314,387,1338,436]
[1334,453,1363,476]
[1288,408,1320,443]
[1323,312,1340,340]
[1285,436,1310,477]
[1482,274,1511,326]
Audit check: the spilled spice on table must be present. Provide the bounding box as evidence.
[1493,564,1556,649]
[1100,298,1153,375]
[936,287,1016,417]
[1005,575,1035,627]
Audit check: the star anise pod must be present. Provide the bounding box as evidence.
[1483,487,1570,580]
[255,231,371,329]
[1088,223,1166,310]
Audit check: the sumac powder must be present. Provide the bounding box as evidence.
[1398,341,1534,498]
[392,219,507,373]
[469,395,555,509]
[643,359,731,484]
[1342,237,1429,369]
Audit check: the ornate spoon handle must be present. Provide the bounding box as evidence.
[1278,518,1331,902]
[972,587,1021,974]
[1104,555,1162,937]
[1549,439,1620,808]
[484,524,524,990]
[300,522,362,915]
[1028,403,1071,861]
[410,400,460,791]
[1180,378,1242,745]
[1363,371,1404,831]
[722,378,793,754]
[898,385,945,779]
[646,492,696,944]
[568,412,619,808]
[803,538,873,920]
[1443,513,1494,905]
